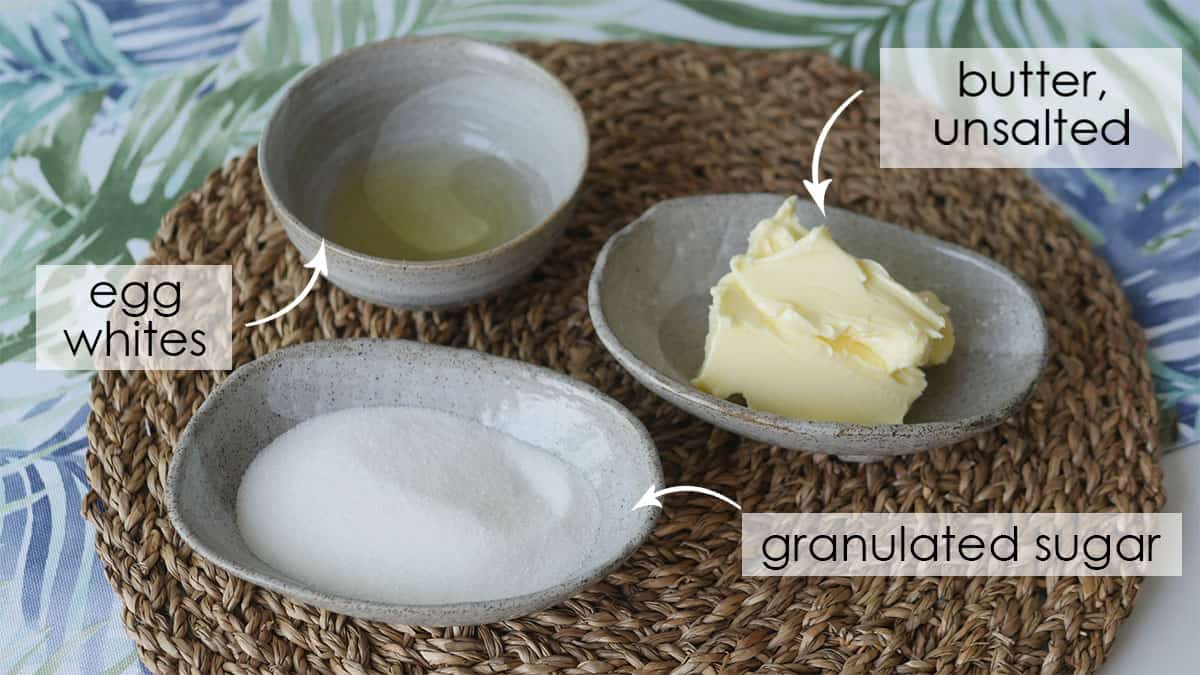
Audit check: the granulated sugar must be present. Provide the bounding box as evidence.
[236,406,600,604]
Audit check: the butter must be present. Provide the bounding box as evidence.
[692,197,954,425]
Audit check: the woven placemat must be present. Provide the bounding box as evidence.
[84,42,1164,674]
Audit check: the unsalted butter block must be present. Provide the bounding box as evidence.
[692,197,954,425]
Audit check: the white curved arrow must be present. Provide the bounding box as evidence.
[802,89,863,217]
[633,484,741,511]
[246,241,328,327]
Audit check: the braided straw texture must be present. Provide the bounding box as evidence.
[84,43,1163,674]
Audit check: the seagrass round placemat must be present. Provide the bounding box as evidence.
[84,42,1164,674]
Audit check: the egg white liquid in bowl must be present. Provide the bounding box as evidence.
[258,37,588,309]
[166,339,661,625]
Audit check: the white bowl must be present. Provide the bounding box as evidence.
[258,37,589,309]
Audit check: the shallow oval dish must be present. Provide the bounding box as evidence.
[166,339,662,625]
[588,194,1048,461]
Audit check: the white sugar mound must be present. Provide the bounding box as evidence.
[236,406,600,604]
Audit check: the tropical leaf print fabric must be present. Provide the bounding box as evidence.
[1,1,1195,671]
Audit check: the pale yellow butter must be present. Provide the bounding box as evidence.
[692,197,954,425]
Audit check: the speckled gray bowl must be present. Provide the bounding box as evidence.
[588,194,1048,462]
[258,37,588,309]
[165,339,661,625]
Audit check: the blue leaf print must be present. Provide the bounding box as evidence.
[0,0,263,165]
[0,1,145,161]
[20,464,50,624]
[1035,163,1200,444]
[1,400,131,670]
[46,461,86,650]
[99,0,260,66]
[1,472,30,579]
[19,395,64,422]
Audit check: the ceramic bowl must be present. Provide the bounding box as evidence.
[588,194,1048,461]
[166,339,661,625]
[258,37,588,309]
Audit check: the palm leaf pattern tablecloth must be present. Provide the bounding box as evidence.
[0,1,1196,671]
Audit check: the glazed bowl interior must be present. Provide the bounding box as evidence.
[596,196,1047,425]
[259,37,587,259]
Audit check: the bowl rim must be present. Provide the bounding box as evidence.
[257,35,590,270]
[587,193,1050,450]
[165,338,662,624]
